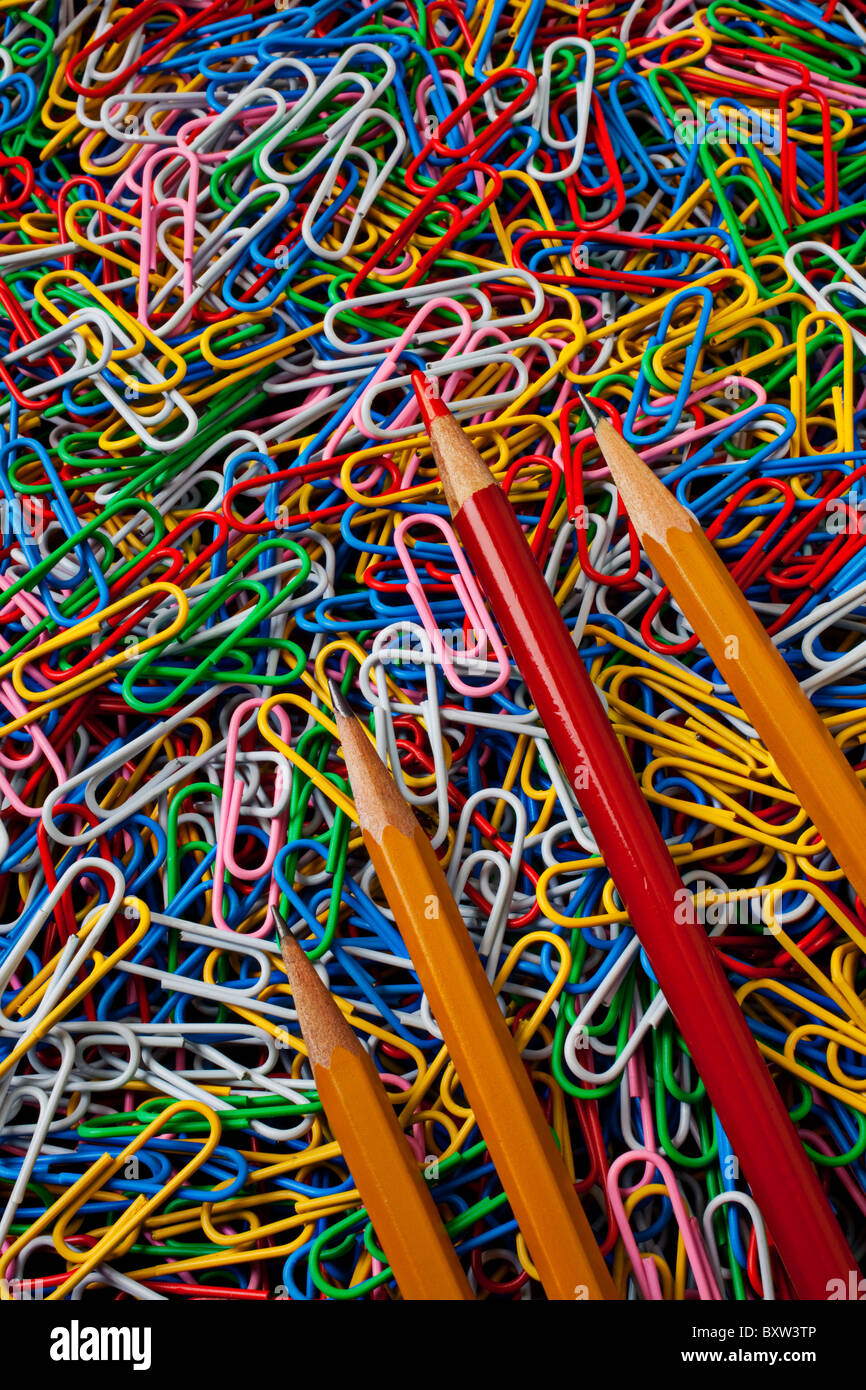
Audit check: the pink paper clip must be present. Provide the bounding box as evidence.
[607,1148,723,1301]
[137,147,200,333]
[213,699,292,934]
[393,512,510,696]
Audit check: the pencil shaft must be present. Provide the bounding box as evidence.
[277,916,471,1300]
[590,414,866,906]
[315,1046,471,1300]
[366,821,618,1301]
[452,481,855,1299]
[658,521,866,901]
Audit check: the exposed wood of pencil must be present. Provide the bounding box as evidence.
[277,919,472,1301]
[419,391,856,1299]
[592,415,866,909]
[332,702,619,1302]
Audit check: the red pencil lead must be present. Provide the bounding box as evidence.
[411,370,450,428]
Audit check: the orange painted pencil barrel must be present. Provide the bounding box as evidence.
[648,510,866,903]
[277,916,471,1300]
[372,822,616,1300]
[332,696,618,1301]
[409,375,856,1300]
[583,408,866,907]
[312,1050,470,1300]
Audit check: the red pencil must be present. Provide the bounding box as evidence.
[411,370,856,1301]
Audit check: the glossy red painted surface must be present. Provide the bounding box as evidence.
[411,370,451,427]
[456,480,856,1300]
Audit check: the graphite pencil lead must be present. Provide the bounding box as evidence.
[585,417,692,544]
[327,677,355,722]
[332,699,419,842]
[273,907,310,953]
[276,916,363,1067]
[575,386,605,431]
[272,907,292,944]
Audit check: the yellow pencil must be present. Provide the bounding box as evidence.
[328,681,618,1302]
[578,386,866,904]
[274,910,472,1301]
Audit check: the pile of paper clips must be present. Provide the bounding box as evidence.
[2,0,866,1301]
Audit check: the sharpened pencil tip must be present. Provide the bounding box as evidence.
[273,908,292,944]
[411,370,451,430]
[328,678,355,722]
[575,386,605,432]
[274,908,312,965]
